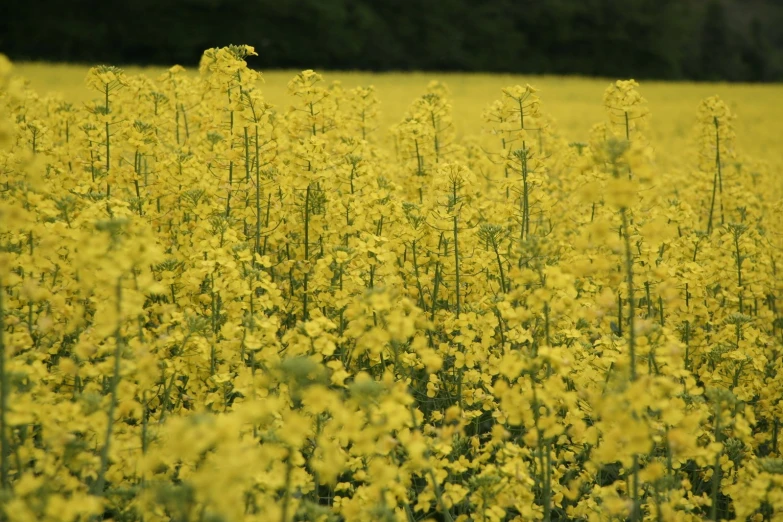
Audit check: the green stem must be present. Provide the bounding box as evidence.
[428,468,455,522]
[453,215,461,317]
[711,404,722,521]
[255,130,262,256]
[92,277,124,496]
[431,262,442,322]
[544,439,552,522]
[493,244,507,294]
[631,455,640,521]
[624,111,631,141]
[105,84,111,174]
[0,286,9,489]
[302,184,311,321]
[707,117,723,234]
[621,208,637,381]
[520,145,530,241]
[280,448,294,522]
[411,240,426,311]
[733,231,744,313]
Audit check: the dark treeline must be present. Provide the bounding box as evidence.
[2,0,782,82]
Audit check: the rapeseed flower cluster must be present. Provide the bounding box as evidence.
[0,48,782,521]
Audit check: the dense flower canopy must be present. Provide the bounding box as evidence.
[0,47,782,521]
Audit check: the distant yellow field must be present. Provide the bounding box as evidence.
[15,62,783,161]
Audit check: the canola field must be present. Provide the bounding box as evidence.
[1,46,782,521]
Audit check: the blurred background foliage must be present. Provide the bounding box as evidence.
[1,0,781,82]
